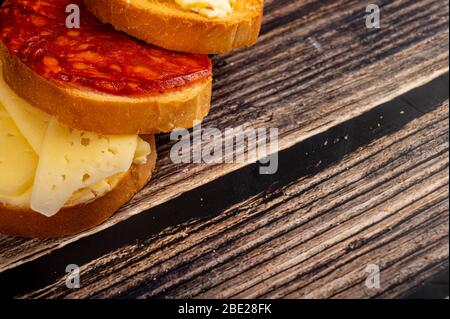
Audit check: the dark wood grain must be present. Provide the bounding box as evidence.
[0,0,448,276]
[18,98,449,299]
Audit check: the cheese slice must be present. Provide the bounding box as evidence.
[0,69,149,216]
[134,137,152,165]
[0,70,51,153]
[0,106,38,197]
[0,188,32,208]
[0,105,9,117]
[31,118,138,216]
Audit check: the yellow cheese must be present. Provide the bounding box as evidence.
[0,70,51,154]
[31,118,138,217]
[134,137,152,165]
[67,175,121,207]
[0,106,38,197]
[175,0,233,18]
[0,188,32,208]
[68,179,112,207]
[0,105,8,117]
[65,137,151,207]
[0,70,151,216]
[0,139,150,211]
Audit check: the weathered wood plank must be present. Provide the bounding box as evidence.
[0,0,448,276]
[20,100,449,299]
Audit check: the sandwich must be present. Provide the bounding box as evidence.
[0,0,213,238]
[0,85,157,238]
[0,0,213,134]
[83,0,264,54]
[0,0,263,238]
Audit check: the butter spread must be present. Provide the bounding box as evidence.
[0,71,151,216]
[175,0,234,18]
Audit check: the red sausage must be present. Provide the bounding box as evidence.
[0,0,212,96]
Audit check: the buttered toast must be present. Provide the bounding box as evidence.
[84,0,264,54]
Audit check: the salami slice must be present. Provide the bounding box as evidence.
[0,0,212,96]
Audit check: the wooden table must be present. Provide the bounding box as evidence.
[0,0,448,299]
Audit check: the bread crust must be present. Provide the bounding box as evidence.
[84,0,264,54]
[0,135,157,238]
[0,44,212,135]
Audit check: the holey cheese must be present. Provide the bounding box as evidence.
[31,119,138,216]
[0,69,150,217]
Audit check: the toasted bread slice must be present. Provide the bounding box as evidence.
[1,48,212,134]
[84,0,264,54]
[0,135,157,238]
